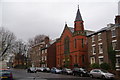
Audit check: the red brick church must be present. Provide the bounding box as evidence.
[56,6,88,69]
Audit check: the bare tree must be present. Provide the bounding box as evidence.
[28,34,47,47]
[0,27,16,60]
[12,39,27,55]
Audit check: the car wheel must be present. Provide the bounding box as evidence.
[102,75,106,80]
[73,73,75,76]
[90,74,93,78]
[80,74,83,77]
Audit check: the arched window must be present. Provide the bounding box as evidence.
[81,38,84,48]
[64,36,70,54]
[74,39,77,48]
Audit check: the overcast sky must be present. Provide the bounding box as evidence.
[0,0,120,42]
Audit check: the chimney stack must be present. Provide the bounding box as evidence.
[115,15,120,25]
[115,1,120,25]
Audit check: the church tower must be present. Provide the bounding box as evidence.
[74,5,84,32]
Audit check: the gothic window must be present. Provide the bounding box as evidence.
[75,55,77,63]
[58,58,60,65]
[74,39,77,48]
[81,38,84,48]
[64,36,70,54]
[82,55,85,64]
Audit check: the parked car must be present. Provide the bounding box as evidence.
[51,67,62,74]
[89,69,115,79]
[43,67,50,72]
[27,67,37,73]
[72,68,89,77]
[36,67,44,72]
[0,69,13,80]
[62,68,73,75]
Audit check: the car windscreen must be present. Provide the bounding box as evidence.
[101,70,108,73]
[0,70,11,77]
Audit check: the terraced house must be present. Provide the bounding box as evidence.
[87,15,120,71]
[29,42,44,67]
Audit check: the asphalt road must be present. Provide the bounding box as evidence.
[11,69,101,80]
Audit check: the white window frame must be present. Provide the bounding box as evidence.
[90,57,95,64]
[92,44,96,55]
[98,56,104,64]
[116,55,120,67]
[42,50,44,54]
[45,49,47,53]
[98,33,102,41]
[92,35,95,42]
[98,43,103,54]
[116,58,120,67]
[112,40,117,50]
[39,47,41,50]
[111,28,116,38]
[44,56,47,61]
[42,57,44,61]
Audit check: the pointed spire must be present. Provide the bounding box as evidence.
[75,5,83,21]
[65,22,68,27]
[78,5,79,9]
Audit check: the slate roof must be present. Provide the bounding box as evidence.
[87,23,120,37]
[50,39,57,45]
[68,27,74,33]
[85,30,95,36]
[75,8,83,21]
